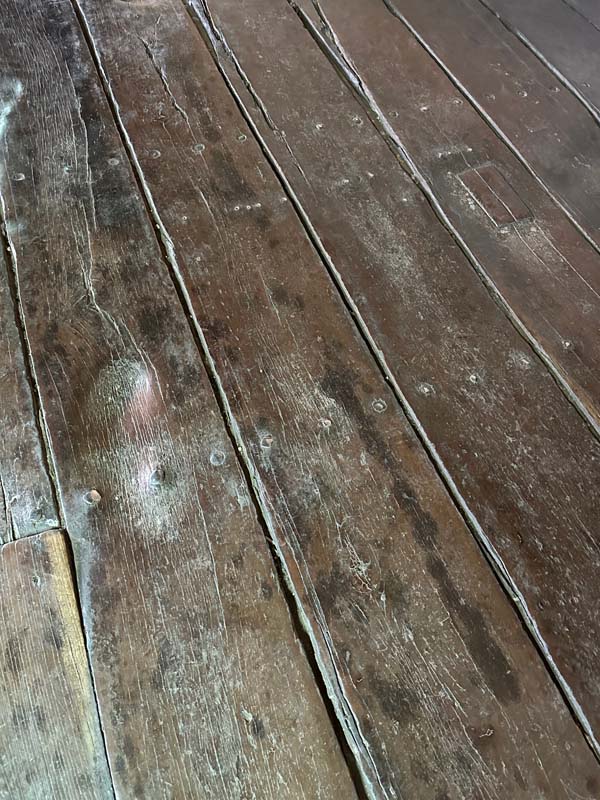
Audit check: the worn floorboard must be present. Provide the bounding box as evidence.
[291,0,600,430]
[1,0,599,797]
[67,0,600,797]
[481,0,600,116]
[388,0,600,250]
[0,530,113,800]
[0,2,356,798]
[0,241,59,542]
[183,0,600,749]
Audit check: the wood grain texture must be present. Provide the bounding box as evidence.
[481,0,600,114]
[385,0,600,249]
[0,530,113,800]
[73,0,600,797]
[292,0,600,430]
[0,242,59,542]
[296,0,600,429]
[0,2,356,797]
[183,0,600,751]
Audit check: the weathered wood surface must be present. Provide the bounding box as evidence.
[0,2,356,797]
[298,0,600,428]
[565,0,600,29]
[481,0,600,115]
[0,530,113,800]
[73,0,600,797]
[185,0,600,747]
[384,0,600,250]
[0,242,59,542]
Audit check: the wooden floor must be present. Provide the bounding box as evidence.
[0,0,599,797]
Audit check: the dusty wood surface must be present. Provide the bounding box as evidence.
[0,2,356,798]
[288,0,600,430]
[184,0,600,750]
[386,0,600,250]
[70,0,600,797]
[0,530,113,800]
[0,243,59,542]
[482,0,600,115]
[565,0,600,29]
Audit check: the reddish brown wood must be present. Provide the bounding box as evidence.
[0,531,113,798]
[0,2,356,797]
[72,0,600,796]
[182,0,600,747]
[0,241,59,542]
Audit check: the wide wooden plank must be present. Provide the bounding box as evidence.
[0,244,59,542]
[481,0,600,115]
[297,0,600,428]
[184,0,600,748]
[0,3,356,797]
[384,0,600,249]
[74,0,600,796]
[0,530,113,799]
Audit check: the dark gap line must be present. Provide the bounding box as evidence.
[191,0,600,763]
[60,527,118,800]
[476,0,600,126]
[379,0,600,260]
[559,0,600,33]
[69,1,379,797]
[0,201,65,534]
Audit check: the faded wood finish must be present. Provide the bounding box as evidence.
[482,0,600,114]
[0,530,113,799]
[0,3,356,798]
[386,0,600,249]
[0,244,59,542]
[183,0,600,744]
[74,1,600,797]
[298,0,600,427]
[565,0,600,29]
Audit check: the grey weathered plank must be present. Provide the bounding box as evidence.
[0,2,356,797]
[385,0,600,250]
[564,0,600,29]
[185,0,600,751]
[73,0,600,796]
[481,0,600,116]
[0,530,113,799]
[0,238,59,542]
[296,0,600,429]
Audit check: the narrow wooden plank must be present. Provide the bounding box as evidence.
[293,0,600,429]
[0,3,356,798]
[383,0,600,250]
[74,0,600,796]
[0,243,59,542]
[0,530,113,799]
[482,0,600,114]
[186,0,600,749]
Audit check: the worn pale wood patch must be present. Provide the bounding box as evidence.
[0,530,113,799]
[0,2,356,798]
[73,0,600,797]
